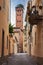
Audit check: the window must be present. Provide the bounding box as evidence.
[17,21,21,22]
[17,10,19,12]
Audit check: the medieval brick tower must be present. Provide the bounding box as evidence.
[16,4,24,52]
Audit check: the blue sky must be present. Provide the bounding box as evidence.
[11,0,28,26]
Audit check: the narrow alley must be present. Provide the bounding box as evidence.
[2,53,37,65]
[0,0,43,65]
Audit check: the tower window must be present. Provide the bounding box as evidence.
[17,21,21,22]
[17,14,21,16]
[17,10,19,12]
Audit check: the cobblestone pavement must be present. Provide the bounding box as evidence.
[3,53,37,65]
[2,53,41,65]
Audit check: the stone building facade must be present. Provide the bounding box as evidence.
[26,0,43,64]
[0,0,9,57]
[23,22,30,54]
[29,0,43,58]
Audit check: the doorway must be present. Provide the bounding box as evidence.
[1,29,4,57]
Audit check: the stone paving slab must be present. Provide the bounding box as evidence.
[7,53,37,65]
[1,53,43,65]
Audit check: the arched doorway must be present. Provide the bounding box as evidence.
[1,29,4,57]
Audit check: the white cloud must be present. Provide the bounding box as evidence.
[11,7,16,26]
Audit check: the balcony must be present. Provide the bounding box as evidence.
[29,6,43,25]
[29,14,43,25]
[27,5,43,25]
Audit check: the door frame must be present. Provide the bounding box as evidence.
[1,29,4,57]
